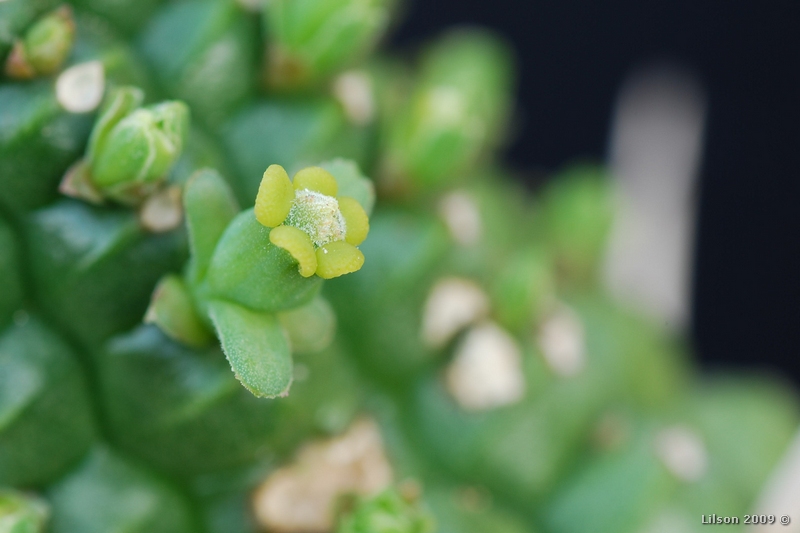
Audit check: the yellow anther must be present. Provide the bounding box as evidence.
[315,241,365,279]
[255,164,294,227]
[337,196,370,245]
[269,225,318,278]
[292,167,338,197]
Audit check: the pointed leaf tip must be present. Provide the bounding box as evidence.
[208,300,293,398]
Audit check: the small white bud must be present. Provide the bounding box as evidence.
[138,186,183,233]
[56,61,105,113]
[538,304,586,377]
[438,190,483,246]
[333,71,375,126]
[445,322,525,411]
[422,277,490,349]
[654,425,708,482]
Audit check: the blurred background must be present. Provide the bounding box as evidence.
[389,0,800,385]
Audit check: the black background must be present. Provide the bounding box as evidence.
[389,1,800,384]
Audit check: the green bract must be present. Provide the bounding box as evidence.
[4,6,75,79]
[61,86,189,206]
[147,163,372,398]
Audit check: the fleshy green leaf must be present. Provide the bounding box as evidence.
[85,86,144,165]
[542,427,676,533]
[145,274,213,347]
[69,0,165,36]
[208,300,292,398]
[423,483,536,533]
[183,168,240,285]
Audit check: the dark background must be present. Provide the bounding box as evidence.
[389,1,800,384]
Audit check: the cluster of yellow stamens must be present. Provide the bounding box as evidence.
[255,165,369,279]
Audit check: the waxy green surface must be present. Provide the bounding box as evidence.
[0,2,796,533]
[0,318,95,487]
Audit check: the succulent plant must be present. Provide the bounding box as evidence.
[0,1,797,533]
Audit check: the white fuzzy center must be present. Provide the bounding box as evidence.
[285,189,346,247]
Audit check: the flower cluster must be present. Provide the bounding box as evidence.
[145,162,372,398]
[255,164,369,279]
